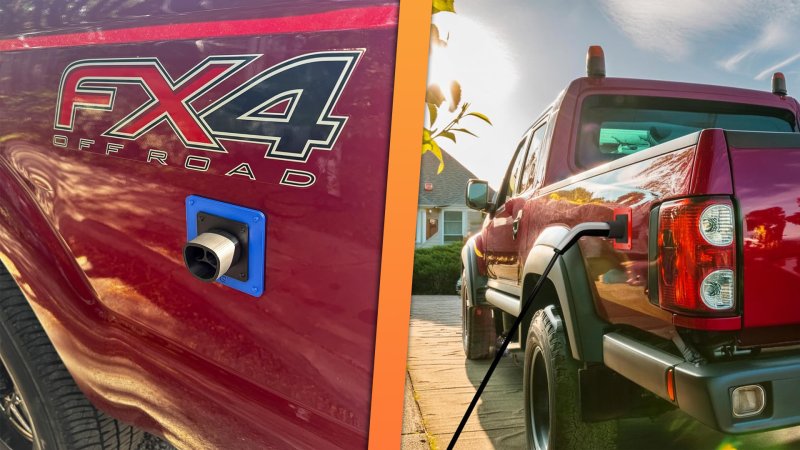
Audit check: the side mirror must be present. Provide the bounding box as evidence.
[465,179,490,211]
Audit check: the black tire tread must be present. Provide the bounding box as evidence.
[0,268,145,449]
[524,309,617,450]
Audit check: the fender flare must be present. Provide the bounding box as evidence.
[521,225,609,362]
[460,236,487,307]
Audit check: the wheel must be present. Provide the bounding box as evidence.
[461,269,497,360]
[0,267,145,449]
[523,308,617,450]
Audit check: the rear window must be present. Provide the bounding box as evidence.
[576,95,796,168]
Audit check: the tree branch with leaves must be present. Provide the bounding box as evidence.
[423,0,492,174]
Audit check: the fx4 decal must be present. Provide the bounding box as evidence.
[200,52,360,161]
[54,50,363,172]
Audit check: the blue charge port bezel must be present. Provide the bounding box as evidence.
[185,195,266,297]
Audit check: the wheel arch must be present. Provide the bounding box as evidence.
[522,225,609,362]
[0,160,157,431]
[0,161,97,339]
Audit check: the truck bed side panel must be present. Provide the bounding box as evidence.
[525,145,697,339]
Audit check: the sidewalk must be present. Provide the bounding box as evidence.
[403,295,524,449]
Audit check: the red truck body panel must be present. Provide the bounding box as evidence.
[0,2,398,448]
[731,146,800,332]
[528,144,698,336]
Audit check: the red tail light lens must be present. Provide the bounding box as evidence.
[658,197,736,315]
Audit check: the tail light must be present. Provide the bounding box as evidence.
[657,197,737,315]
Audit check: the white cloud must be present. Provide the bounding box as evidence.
[755,51,800,80]
[599,0,752,60]
[601,0,800,78]
[719,20,796,72]
[719,48,753,72]
[718,24,786,71]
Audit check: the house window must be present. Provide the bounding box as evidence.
[443,211,463,243]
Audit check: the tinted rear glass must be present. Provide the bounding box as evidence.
[577,95,796,168]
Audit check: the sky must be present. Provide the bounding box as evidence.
[428,0,800,188]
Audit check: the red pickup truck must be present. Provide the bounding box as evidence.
[0,1,397,448]
[461,47,800,449]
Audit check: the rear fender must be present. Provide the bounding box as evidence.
[0,157,160,432]
[0,157,100,330]
[522,225,609,362]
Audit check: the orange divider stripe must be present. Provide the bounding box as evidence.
[368,1,431,448]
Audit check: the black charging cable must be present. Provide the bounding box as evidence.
[447,218,628,449]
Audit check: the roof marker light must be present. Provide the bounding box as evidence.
[772,72,787,96]
[587,45,606,78]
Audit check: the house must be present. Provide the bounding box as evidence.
[416,149,495,247]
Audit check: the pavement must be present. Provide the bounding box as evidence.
[402,372,431,450]
[403,295,800,450]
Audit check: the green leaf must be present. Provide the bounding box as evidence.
[449,80,462,112]
[439,131,456,143]
[429,140,445,174]
[432,0,455,14]
[427,102,438,127]
[451,127,478,137]
[466,111,492,125]
[422,128,433,155]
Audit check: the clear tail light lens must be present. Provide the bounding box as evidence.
[699,204,734,246]
[658,197,737,315]
[700,269,735,310]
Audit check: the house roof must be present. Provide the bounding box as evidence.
[418,149,495,206]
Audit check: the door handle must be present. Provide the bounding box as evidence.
[512,210,523,240]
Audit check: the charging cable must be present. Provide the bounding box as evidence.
[447,218,628,449]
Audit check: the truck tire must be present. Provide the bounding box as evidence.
[524,308,616,450]
[461,270,497,360]
[0,268,145,449]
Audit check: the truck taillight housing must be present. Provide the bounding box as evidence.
[658,197,737,315]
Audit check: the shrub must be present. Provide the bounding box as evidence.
[412,242,463,295]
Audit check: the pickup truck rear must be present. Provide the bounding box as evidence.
[461,47,800,449]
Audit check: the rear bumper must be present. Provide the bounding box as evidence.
[604,333,800,433]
